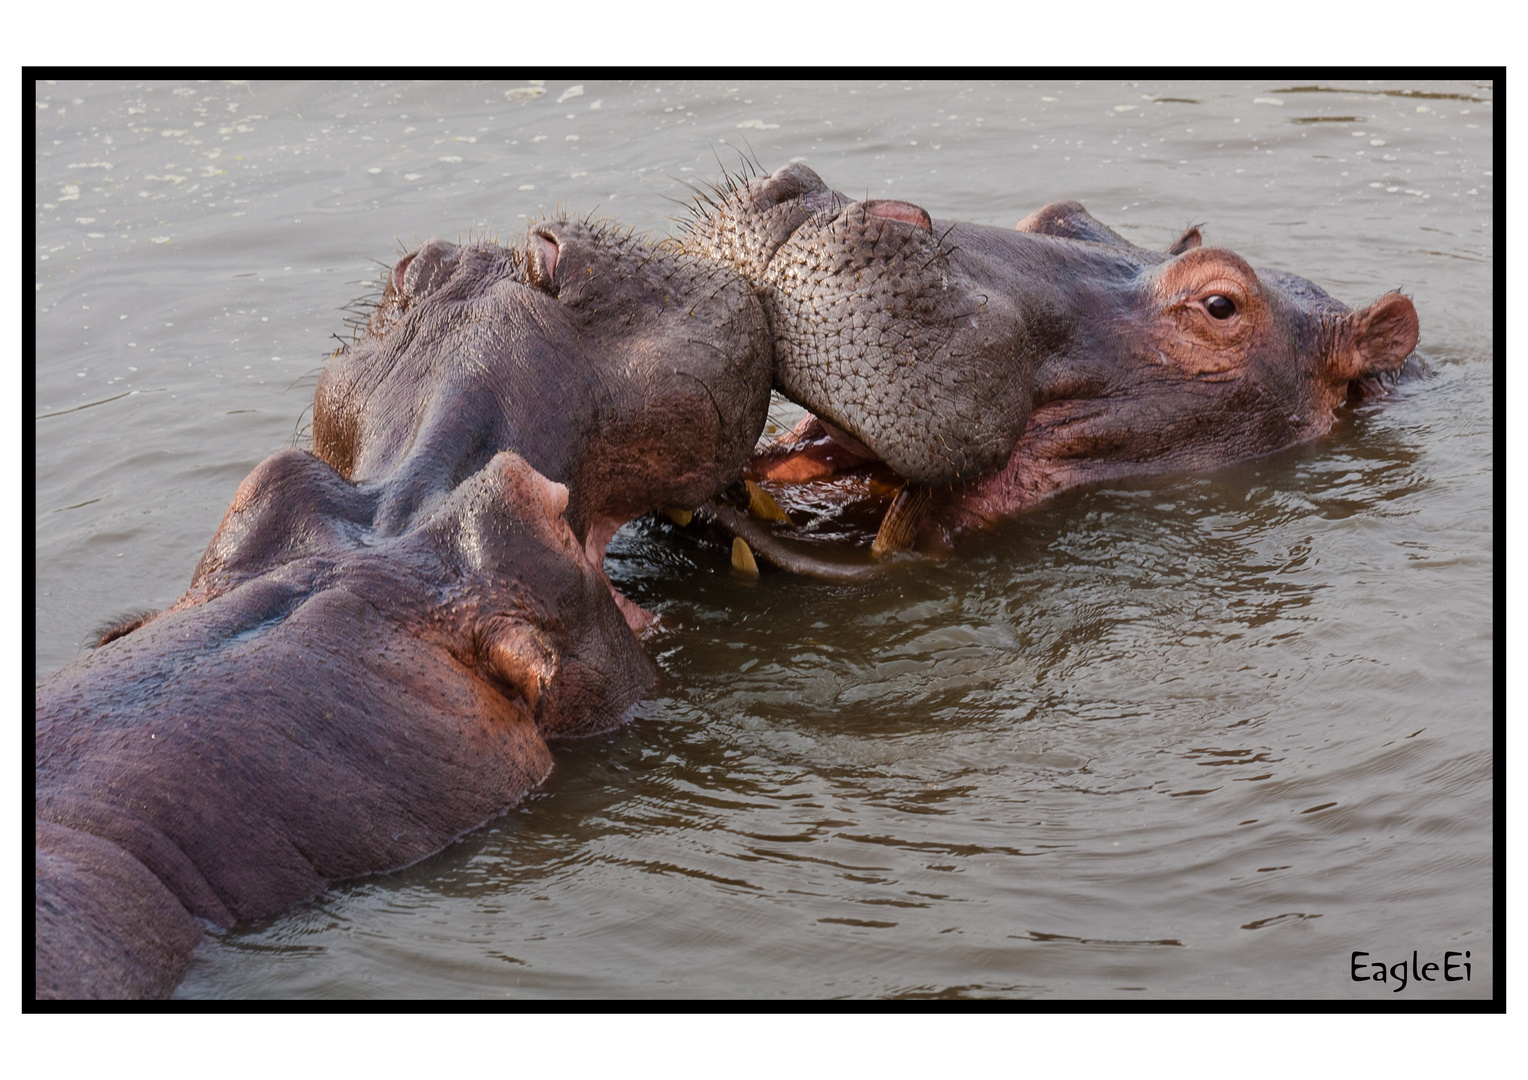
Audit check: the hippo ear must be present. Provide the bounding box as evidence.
[1166,225,1203,255]
[1016,201,1134,248]
[863,199,933,231]
[758,162,828,207]
[478,613,558,714]
[1338,292,1419,380]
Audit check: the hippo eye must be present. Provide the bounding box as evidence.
[1204,294,1236,320]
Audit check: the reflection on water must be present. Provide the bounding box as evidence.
[34,78,1493,999]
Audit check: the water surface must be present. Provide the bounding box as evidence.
[33,78,1494,999]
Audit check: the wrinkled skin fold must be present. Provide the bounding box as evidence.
[680,163,1420,569]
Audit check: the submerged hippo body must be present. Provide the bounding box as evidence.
[682,164,1419,565]
[36,218,774,998]
[36,451,651,999]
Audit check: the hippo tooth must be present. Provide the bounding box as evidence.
[870,483,932,559]
[731,537,761,577]
[663,507,694,527]
[744,480,791,525]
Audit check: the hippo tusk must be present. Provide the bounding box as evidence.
[744,480,792,524]
[731,536,760,577]
[663,507,694,526]
[870,483,932,559]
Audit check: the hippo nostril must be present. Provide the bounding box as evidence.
[863,200,934,231]
[1205,294,1236,319]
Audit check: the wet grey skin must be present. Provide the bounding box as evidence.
[682,163,1418,571]
[681,163,1417,483]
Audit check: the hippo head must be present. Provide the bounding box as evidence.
[312,218,773,552]
[991,211,1421,506]
[36,446,656,1000]
[711,184,1419,567]
[179,446,654,742]
[683,163,1031,486]
[406,449,656,740]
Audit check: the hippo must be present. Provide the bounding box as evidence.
[311,217,774,626]
[36,451,650,999]
[680,163,1419,572]
[35,218,774,999]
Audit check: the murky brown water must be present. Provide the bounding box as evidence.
[34,78,1494,999]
